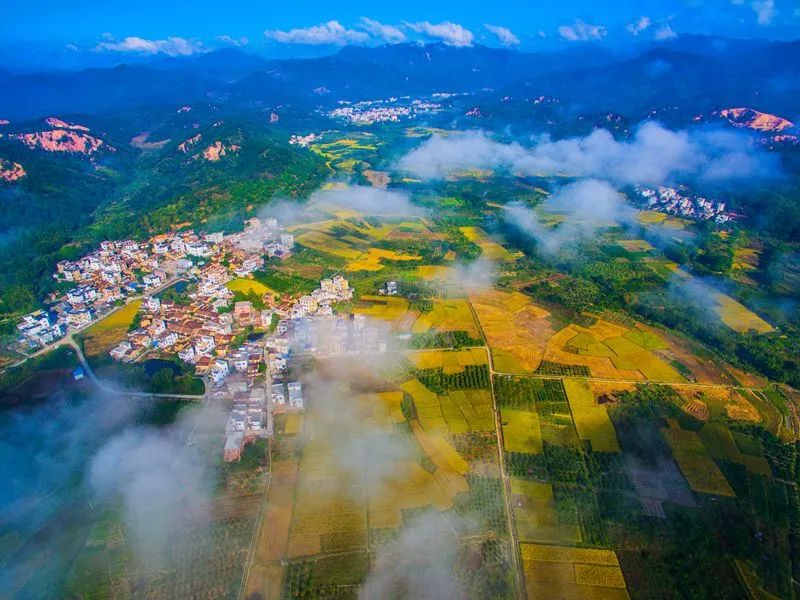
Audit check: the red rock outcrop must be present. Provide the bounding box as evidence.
[0,159,26,182]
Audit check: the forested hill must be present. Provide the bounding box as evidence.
[0,113,328,329]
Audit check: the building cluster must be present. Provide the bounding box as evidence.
[636,186,736,223]
[13,213,365,467]
[288,133,319,147]
[328,97,442,125]
[223,384,268,462]
[15,218,295,351]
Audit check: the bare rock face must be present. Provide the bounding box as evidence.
[0,158,26,182]
[178,133,203,153]
[201,141,241,161]
[8,118,109,155]
[717,107,795,132]
[44,117,90,131]
[10,129,106,155]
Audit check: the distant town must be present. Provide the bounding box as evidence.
[326,97,443,125]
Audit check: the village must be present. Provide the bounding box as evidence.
[327,96,443,125]
[13,214,375,462]
[635,185,738,223]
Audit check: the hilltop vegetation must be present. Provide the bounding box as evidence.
[0,115,327,327]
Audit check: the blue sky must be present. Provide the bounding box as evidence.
[2,0,799,68]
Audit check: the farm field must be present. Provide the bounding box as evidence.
[520,543,630,600]
[82,299,142,356]
[469,289,555,373]
[544,319,685,382]
[353,294,411,321]
[563,378,620,453]
[245,356,512,597]
[346,247,421,271]
[226,277,275,297]
[459,226,518,260]
[662,419,735,496]
[411,298,480,339]
[407,348,487,372]
[636,210,689,229]
[712,292,774,334]
[307,133,381,173]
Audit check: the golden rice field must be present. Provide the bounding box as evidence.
[520,543,629,600]
[637,210,688,229]
[284,412,304,435]
[309,136,379,172]
[407,348,487,373]
[411,298,480,337]
[459,226,517,260]
[469,290,554,373]
[510,479,581,543]
[712,293,774,334]
[618,239,655,252]
[547,319,684,382]
[401,379,494,433]
[82,300,142,356]
[502,409,544,454]
[295,230,363,260]
[662,420,735,497]
[415,265,455,281]
[352,295,410,320]
[346,247,421,272]
[245,460,298,597]
[226,278,275,296]
[563,379,620,453]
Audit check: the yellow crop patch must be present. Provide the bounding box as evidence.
[712,293,773,334]
[563,378,620,453]
[459,226,516,260]
[407,348,487,372]
[346,247,422,272]
[662,421,735,496]
[502,409,544,454]
[520,544,629,599]
[470,290,553,373]
[83,300,142,356]
[226,278,275,296]
[618,239,655,252]
[284,412,304,435]
[295,230,362,259]
[411,298,480,337]
[352,295,410,320]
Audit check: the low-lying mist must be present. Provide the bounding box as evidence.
[396,122,781,186]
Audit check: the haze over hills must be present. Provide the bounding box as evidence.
[2,36,800,122]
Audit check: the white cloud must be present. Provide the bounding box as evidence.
[265,20,370,45]
[752,0,776,25]
[506,180,635,254]
[396,124,778,185]
[484,24,520,46]
[405,21,474,47]
[309,184,423,217]
[654,23,678,40]
[96,36,203,56]
[626,16,652,36]
[558,20,607,42]
[216,35,248,47]
[360,17,406,43]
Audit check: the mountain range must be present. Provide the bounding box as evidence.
[2,36,799,123]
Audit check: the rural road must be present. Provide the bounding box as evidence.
[4,277,205,399]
